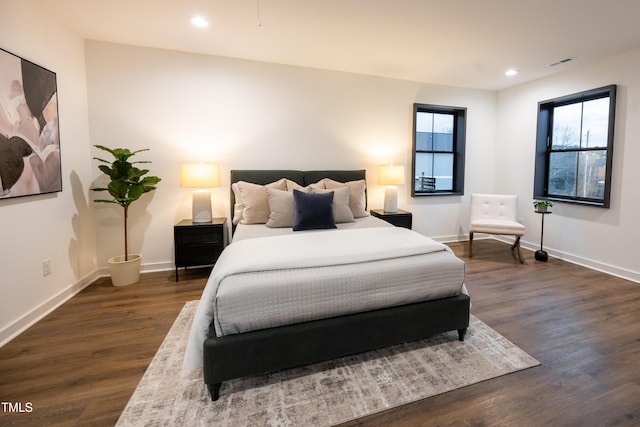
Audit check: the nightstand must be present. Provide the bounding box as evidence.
[370,209,413,229]
[174,218,228,281]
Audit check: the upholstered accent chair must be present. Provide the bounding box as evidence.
[469,194,526,263]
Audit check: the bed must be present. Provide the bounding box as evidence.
[183,169,470,401]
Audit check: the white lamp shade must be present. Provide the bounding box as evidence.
[379,164,405,185]
[181,163,219,223]
[180,163,220,188]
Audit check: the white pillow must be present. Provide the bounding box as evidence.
[236,178,287,224]
[311,186,355,223]
[286,179,325,192]
[324,178,368,218]
[231,183,244,225]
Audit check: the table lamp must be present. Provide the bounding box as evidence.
[379,164,405,213]
[180,163,220,223]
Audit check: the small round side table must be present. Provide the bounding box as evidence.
[534,210,551,262]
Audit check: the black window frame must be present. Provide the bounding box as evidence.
[411,103,466,197]
[534,85,617,208]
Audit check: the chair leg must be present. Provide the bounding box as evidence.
[469,232,474,258]
[511,236,524,263]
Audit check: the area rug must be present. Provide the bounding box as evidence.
[117,301,539,426]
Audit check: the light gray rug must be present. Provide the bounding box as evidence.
[117,301,539,426]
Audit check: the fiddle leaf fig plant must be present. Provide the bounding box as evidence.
[92,145,161,261]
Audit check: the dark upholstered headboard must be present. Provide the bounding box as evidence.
[229,169,367,221]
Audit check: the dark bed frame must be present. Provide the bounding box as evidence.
[203,170,470,400]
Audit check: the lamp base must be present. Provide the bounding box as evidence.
[192,190,212,223]
[383,186,398,213]
[535,250,548,262]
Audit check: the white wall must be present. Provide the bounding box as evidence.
[496,48,640,282]
[4,9,636,347]
[0,1,97,345]
[84,41,497,271]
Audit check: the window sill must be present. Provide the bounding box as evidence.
[541,196,609,208]
[412,191,463,197]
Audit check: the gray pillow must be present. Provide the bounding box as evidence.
[265,188,296,228]
[236,178,287,224]
[324,178,368,217]
[311,186,355,223]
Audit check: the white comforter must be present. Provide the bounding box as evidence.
[183,227,456,370]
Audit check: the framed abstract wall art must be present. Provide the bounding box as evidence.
[0,47,62,199]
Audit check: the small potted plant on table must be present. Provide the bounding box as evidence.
[92,145,161,286]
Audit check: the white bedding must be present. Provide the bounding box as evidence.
[183,219,466,370]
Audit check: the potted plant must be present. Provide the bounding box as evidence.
[533,199,553,213]
[92,145,161,286]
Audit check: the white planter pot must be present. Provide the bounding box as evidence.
[108,254,142,287]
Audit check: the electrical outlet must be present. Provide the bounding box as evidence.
[42,259,51,276]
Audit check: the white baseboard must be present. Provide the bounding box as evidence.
[433,234,470,244]
[95,260,176,277]
[2,260,177,347]
[490,235,640,284]
[141,260,175,273]
[0,269,100,348]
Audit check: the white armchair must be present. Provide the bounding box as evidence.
[469,194,526,263]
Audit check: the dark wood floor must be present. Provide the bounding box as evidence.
[1,240,639,426]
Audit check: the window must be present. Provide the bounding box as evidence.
[534,85,616,207]
[411,103,466,196]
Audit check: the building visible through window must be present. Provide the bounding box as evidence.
[412,103,466,196]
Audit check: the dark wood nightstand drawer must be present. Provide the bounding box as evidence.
[175,243,223,266]
[174,218,228,281]
[175,227,223,246]
[370,209,413,229]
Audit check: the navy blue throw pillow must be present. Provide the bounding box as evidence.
[292,189,337,231]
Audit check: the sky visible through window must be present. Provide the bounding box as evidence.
[552,98,609,148]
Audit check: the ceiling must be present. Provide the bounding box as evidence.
[35,0,640,90]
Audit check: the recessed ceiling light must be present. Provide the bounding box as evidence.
[505,69,519,77]
[191,16,209,28]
